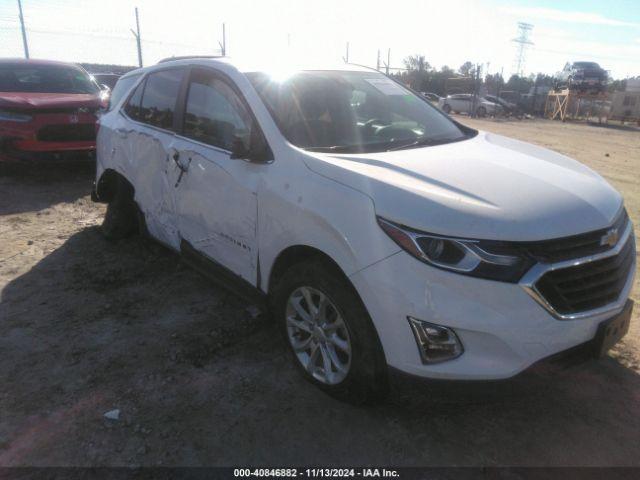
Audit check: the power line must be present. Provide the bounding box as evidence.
[2,23,205,50]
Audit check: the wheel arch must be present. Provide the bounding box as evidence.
[267,245,349,297]
[94,168,134,203]
[266,244,389,370]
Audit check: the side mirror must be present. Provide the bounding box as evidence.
[230,137,250,160]
[230,130,272,163]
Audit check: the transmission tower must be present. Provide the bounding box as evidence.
[512,22,534,76]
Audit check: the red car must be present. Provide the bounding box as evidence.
[0,58,105,160]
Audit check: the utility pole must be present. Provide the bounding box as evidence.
[130,7,143,67]
[219,23,227,55]
[471,63,481,118]
[17,0,29,59]
[531,73,539,114]
[343,42,349,63]
[497,66,504,115]
[376,49,380,71]
[385,48,390,75]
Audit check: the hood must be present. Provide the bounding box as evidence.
[301,132,622,241]
[0,92,102,111]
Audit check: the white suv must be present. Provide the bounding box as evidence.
[94,57,635,403]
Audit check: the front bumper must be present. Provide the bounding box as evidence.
[349,250,635,380]
[9,138,95,153]
[1,112,97,155]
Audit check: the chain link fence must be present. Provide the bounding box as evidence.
[0,0,223,69]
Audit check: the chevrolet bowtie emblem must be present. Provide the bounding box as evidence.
[600,228,619,248]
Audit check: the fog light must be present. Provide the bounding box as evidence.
[407,317,463,364]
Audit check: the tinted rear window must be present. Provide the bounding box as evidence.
[124,79,145,121]
[138,69,184,130]
[0,64,99,94]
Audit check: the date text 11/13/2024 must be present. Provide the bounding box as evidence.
[233,469,399,477]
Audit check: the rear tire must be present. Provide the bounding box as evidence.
[442,104,451,114]
[101,176,138,241]
[271,259,388,404]
[476,106,487,117]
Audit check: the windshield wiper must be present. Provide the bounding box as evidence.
[305,145,361,153]
[305,135,466,154]
[385,136,465,151]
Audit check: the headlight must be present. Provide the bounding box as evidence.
[377,217,535,282]
[0,110,32,122]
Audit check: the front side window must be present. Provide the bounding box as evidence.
[248,70,470,153]
[0,64,99,94]
[183,69,252,151]
[138,69,184,130]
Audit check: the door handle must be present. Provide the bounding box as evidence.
[169,150,190,169]
[171,151,191,188]
[169,149,180,165]
[169,149,189,171]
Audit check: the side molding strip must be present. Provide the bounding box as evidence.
[180,239,267,309]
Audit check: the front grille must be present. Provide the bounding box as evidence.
[534,234,635,315]
[519,210,629,263]
[37,124,96,142]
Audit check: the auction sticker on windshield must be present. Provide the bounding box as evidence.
[365,78,409,95]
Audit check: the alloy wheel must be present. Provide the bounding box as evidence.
[285,286,352,385]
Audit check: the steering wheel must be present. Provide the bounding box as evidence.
[362,118,387,134]
[373,125,419,142]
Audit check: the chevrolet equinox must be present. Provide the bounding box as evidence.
[93,57,636,403]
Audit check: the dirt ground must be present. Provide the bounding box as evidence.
[1,118,639,467]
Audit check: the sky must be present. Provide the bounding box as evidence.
[0,0,638,79]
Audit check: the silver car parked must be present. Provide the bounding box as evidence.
[438,94,502,117]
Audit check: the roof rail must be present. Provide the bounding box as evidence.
[158,55,224,64]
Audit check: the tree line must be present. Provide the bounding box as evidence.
[394,54,627,97]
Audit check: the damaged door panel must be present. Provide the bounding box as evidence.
[171,144,260,286]
[117,67,187,249]
[170,67,261,285]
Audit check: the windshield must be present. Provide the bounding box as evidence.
[0,64,100,94]
[247,70,470,153]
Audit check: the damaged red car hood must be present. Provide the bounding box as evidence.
[0,92,102,111]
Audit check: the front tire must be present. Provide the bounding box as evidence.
[476,106,487,117]
[442,104,451,114]
[271,259,388,404]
